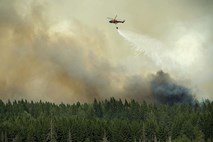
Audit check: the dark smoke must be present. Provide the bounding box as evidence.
[122,70,195,105]
[150,70,195,105]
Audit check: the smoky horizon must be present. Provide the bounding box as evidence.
[0,0,212,104]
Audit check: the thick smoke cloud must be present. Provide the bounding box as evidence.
[0,0,212,103]
[122,71,194,104]
[0,0,123,103]
[150,71,194,104]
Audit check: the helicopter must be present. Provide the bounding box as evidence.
[107,15,125,29]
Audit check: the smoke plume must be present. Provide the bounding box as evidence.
[0,0,212,104]
[122,70,194,104]
[150,71,194,104]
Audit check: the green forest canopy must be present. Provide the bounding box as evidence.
[0,98,212,142]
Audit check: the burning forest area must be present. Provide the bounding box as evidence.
[0,0,213,141]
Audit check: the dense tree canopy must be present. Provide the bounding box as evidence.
[0,98,212,142]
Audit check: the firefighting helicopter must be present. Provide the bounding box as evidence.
[107,15,125,29]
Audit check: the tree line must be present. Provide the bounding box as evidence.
[0,98,212,142]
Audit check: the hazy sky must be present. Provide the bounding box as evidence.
[0,0,212,103]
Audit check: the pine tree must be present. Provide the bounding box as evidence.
[173,134,191,142]
[5,131,8,142]
[102,131,109,142]
[154,134,157,142]
[67,129,72,142]
[93,99,103,118]
[142,123,146,142]
[84,138,90,142]
[46,119,57,142]
[167,136,172,142]
[12,135,21,142]
[1,131,4,142]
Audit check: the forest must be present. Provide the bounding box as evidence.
[0,98,212,142]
